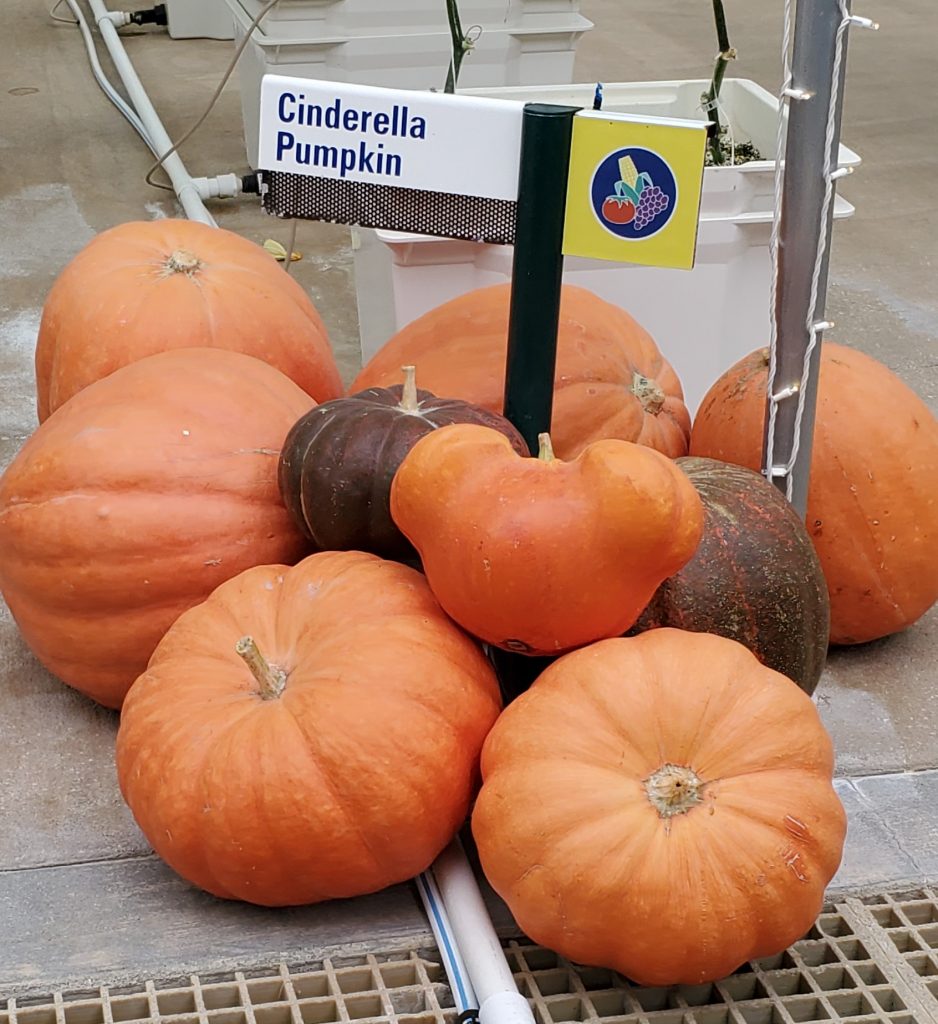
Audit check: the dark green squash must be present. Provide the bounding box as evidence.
[630,456,830,694]
[278,365,527,562]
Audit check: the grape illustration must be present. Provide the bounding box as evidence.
[632,184,670,231]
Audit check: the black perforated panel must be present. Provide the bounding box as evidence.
[261,170,517,245]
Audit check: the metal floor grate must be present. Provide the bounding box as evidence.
[863,889,938,1006]
[4,896,937,1024]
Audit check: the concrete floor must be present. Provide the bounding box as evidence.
[1,0,937,999]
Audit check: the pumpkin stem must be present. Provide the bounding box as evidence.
[537,433,555,462]
[235,636,287,700]
[163,249,203,277]
[631,372,666,415]
[400,365,420,412]
[644,763,703,818]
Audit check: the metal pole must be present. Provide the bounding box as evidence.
[764,0,851,516]
[503,104,579,454]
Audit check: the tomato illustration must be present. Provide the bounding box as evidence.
[602,197,635,224]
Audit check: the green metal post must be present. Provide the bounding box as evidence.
[503,103,579,453]
[493,104,578,698]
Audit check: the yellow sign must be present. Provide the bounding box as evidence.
[562,111,708,269]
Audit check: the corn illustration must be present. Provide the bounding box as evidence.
[618,155,640,190]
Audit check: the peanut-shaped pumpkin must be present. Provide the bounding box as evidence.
[390,424,704,655]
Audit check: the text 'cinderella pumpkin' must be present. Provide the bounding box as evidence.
[390,424,704,655]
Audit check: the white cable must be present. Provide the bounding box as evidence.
[763,0,795,483]
[57,0,158,154]
[714,93,736,165]
[85,0,215,224]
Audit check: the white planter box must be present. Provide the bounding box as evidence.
[238,0,581,34]
[224,0,592,165]
[355,79,860,417]
[165,0,234,39]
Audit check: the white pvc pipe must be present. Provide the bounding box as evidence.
[415,871,479,1015]
[84,0,216,226]
[431,839,535,1024]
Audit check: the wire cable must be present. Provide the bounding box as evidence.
[50,0,77,23]
[144,0,281,190]
[281,219,299,276]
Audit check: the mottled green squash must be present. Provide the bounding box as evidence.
[631,457,830,694]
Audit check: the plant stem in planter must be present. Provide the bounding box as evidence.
[703,0,737,166]
[443,0,474,93]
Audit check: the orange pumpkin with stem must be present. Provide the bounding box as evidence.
[352,284,690,460]
[472,628,847,987]
[0,347,314,708]
[390,423,704,654]
[35,219,342,421]
[116,550,502,907]
[690,343,938,644]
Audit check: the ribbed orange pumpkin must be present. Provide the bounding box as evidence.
[472,629,847,987]
[117,551,502,907]
[390,424,703,654]
[35,219,342,421]
[690,344,938,645]
[0,348,314,708]
[352,284,690,459]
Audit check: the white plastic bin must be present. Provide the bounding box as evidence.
[165,0,234,39]
[356,79,860,417]
[373,204,855,419]
[460,79,860,217]
[238,0,581,33]
[225,0,592,165]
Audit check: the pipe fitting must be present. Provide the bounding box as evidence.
[99,10,132,27]
[192,173,243,200]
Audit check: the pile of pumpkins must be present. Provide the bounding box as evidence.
[2,219,937,989]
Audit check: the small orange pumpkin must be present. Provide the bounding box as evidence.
[117,551,502,907]
[472,628,847,987]
[390,424,703,654]
[690,343,938,644]
[35,219,342,420]
[0,347,314,708]
[352,284,690,460]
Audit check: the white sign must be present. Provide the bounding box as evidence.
[258,76,525,201]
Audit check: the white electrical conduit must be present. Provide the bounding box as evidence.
[415,871,479,1018]
[431,840,536,1024]
[83,0,215,225]
[60,0,156,154]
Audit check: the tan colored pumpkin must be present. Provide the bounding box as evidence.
[352,284,690,459]
[35,219,342,420]
[690,343,938,644]
[0,347,313,708]
[472,629,847,987]
[117,551,502,907]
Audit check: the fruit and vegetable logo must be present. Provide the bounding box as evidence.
[590,147,678,241]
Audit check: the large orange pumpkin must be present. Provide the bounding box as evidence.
[352,284,690,459]
[690,344,938,645]
[0,347,314,708]
[472,628,847,987]
[35,219,342,421]
[116,550,502,907]
[390,424,703,654]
